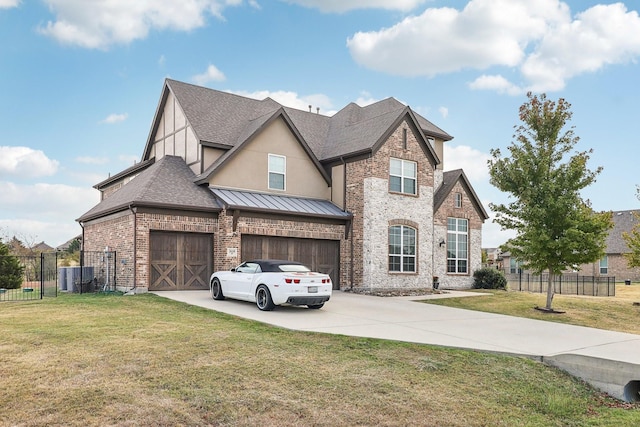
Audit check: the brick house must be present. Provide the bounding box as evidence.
[77,79,488,293]
[499,210,640,282]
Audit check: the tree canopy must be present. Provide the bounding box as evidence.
[488,93,612,310]
[623,187,640,268]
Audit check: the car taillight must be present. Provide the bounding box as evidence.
[322,278,331,284]
[284,278,301,284]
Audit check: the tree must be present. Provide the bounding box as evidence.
[488,93,613,311]
[623,186,640,268]
[0,240,25,289]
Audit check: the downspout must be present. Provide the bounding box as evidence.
[129,205,137,293]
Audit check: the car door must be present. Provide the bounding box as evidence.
[230,262,260,300]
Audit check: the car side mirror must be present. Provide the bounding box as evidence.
[230,268,236,272]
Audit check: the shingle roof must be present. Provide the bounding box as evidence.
[153,79,451,165]
[77,156,221,222]
[211,187,352,221]
[434,169,489,220]
[607,210,640,254]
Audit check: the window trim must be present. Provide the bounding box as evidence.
[268,154,286,191]
[388,225,417,273]
[447,217,468,274]
[389,158,417,195]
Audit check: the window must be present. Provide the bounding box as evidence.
[599,256,608,275]
[389,158,417,195]
[509,258,521,274]
[455,192,462,208]
[268,154,285,190]
[402,128,407,150]
[389,225,416,273]
[447,218,468,273]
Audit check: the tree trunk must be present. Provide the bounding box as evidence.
[545,273,555,310]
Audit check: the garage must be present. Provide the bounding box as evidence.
[149,231,213,291]
[241,235,340,289]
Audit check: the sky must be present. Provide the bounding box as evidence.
[1,0,639,249]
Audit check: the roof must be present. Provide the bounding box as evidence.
[607,210,640,254]
[246,260,309,272]
[142,79,451,169]
[211,187,352,221]
[434,169,489,220]
[78,156,221,222]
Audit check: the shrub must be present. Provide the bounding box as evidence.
[473,268,507,290]
[0,242,24,289]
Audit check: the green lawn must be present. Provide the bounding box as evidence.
[0,292,638,426]
[424,283,640,335]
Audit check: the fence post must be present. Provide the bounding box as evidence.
[40,253,44,300]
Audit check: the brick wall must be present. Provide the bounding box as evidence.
[433,181,485,289]
[345,119,436,289]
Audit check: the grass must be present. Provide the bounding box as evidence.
[0,294,639,426]
[425,283,640,335]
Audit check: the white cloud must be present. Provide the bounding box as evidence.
[438,106,448,119]
[0,0,19,9]
[281,0,426,13]
[192,64,226,85]
[443,144,490,183]
[355,91,379,107]
[347,0,640,94]
[468,74,523,96]
[37,0,244,49]
[230,89,335,114]
[0,181,100,246]
[100,113,127,124]
[0,146,59,178]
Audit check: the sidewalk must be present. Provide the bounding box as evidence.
[152,289,640,402]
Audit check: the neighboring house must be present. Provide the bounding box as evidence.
[32,241,54,252]
[499,210,640,282]
[78,79,488,293]
[574,210,640,281]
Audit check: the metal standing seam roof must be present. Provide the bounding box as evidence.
[210,187,352,220]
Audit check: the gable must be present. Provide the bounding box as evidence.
[434,169,489,225]
[209,117,330,199]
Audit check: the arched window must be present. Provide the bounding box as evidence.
[389,225,416,272]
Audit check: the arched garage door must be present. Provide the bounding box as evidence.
[149,231,213,291]
[241,235,340,289]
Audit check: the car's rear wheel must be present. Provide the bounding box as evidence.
[307,303,324,309]
[211,278,224,300]
[256,285,275,311]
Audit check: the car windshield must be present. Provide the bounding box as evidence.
[278,264,311,272]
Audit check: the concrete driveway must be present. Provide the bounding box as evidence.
[152,289,640,402]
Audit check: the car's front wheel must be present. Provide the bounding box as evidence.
[307,303,324,309]
[256,285,275,311]
[210,278,224,300]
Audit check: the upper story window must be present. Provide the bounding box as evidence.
[268,154,286,190]
[447,218,468,274]
[455,192,462,208]
[389,225,416,273]
[599,255,608,275]
[509,257,521,274]
[389,158,416,195]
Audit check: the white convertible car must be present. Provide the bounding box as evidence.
[209,260,332,311]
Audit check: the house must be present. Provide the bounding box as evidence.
[574,210,640,281]
[77,79,488,293]
[498,210,640,282]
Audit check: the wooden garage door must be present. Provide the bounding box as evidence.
[241,235,340,289]
[149,231,213,291]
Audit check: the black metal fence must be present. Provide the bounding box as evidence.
[64,250,117,293]
[506,271,616,297]
[0,252,58,301]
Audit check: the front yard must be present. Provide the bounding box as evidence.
[0,292,638,426]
